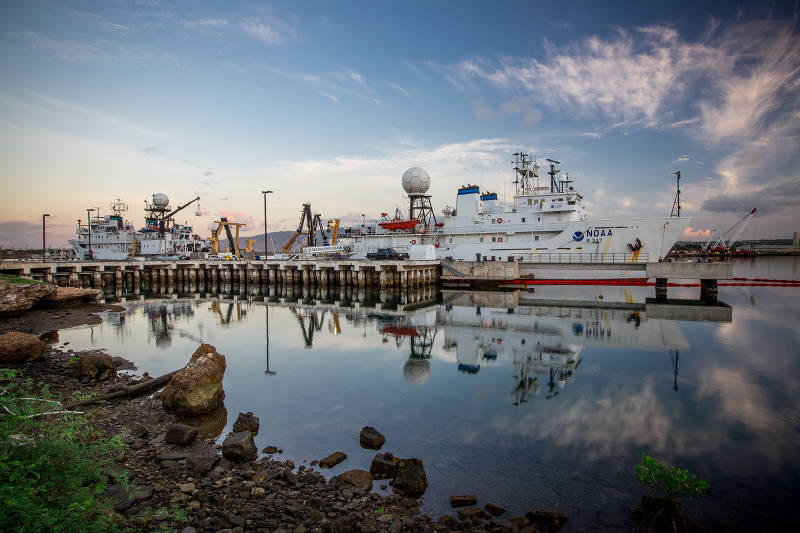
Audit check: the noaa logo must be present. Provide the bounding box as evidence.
[572,231,584,242]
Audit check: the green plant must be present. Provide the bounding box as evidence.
[377,507,385,515]
[0,273,44,285]
[128,505,189,532]
[0,368,125,532]
[634,454,708,532]
[635,454,708,501]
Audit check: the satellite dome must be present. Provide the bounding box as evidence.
[152,193,169,207]
[403,358,431,387]
[402,167,430,195]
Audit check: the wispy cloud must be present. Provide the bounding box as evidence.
[387,82,413,98]
[263,66,377,103]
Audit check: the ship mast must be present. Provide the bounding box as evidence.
[512,152,539,196]
[671,171,681,217]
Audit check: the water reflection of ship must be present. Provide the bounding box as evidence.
[143,301,196,348]
[439,290,690,405]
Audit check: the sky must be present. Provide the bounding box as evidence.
[0,0,798,248]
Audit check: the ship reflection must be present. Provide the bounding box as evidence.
[99,284,728,404]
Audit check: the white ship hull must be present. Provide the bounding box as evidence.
[343,216,691,267]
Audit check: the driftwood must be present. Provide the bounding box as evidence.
[66,370,177,409]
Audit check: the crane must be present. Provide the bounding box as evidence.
[209,217,249,257]
[159,196,200,233]
[281,203,333,253]
[703,208,757,252]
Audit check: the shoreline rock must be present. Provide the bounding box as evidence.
[161,343,226,416]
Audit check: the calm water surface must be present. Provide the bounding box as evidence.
[59,257,800,531]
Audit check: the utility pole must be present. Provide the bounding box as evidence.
[262,190,273,257]
[86,208,93,260]
[42,213,50,261]
[671,171,681,217]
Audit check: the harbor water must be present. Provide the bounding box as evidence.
[58,256,800,531]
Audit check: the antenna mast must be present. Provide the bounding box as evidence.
[671,171,681,217]
[512,152,539,195]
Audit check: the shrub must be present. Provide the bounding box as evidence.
[0,369,124,532]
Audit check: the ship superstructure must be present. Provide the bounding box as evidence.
[339,154,692,264]
[69,194,209,260]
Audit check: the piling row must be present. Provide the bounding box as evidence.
[0,260,441,292]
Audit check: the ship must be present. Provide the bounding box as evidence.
[69,194,210,260]
[338,154,692,267]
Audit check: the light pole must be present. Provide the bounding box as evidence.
[86,208,93,260]
[42,214,50,261]
[262,190,273,258]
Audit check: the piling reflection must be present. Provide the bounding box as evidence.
[91,281,726,408]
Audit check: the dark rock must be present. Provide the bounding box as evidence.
[335,469,374,491]
[525,510,568,532]
[485,502,506,516]
[451,494,478,508]
[162,343,226,416]
[165,423,199,446]
[180,527,197,533]
[131,485,154,501]
[0,332,46,363]
[74,353,115,381]
[106,484,132,512]
[157,451,188,461]
[370,452,400,479]
[187,454,220,476]
[263,445,278,454]
[458,507,485,521]
[319,451,347,468]
[393,458,427,497]
[227,513,244,526]
[232,411,259,435]
[359,426,386,449]
[39,330,59,344]
[129,423,149,439]
[221,431,257,462]
[437,515,457,527]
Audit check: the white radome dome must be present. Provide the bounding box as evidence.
[402,167,430,194]
[403,358,431,386]
[152,193,169,207]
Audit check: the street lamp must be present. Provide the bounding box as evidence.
[262,190,273,258]
[42,214,50,262]
[86,208,98,260]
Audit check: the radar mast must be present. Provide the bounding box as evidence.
[512,152,539,196]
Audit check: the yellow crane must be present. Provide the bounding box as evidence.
[209,217,248,257]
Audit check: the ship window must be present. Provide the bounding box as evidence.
[448,239,452,243]
[480,237,484,243]
[527,199,532,205]
[492,237,496,242]
[521,218,525,223]
[491,219,495,224]
[568,201,575,205]
[535,235,539,241]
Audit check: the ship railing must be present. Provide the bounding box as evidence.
[518,252,649,263]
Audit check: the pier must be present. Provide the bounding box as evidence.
[0,259,441,292]
[1,257,734,303]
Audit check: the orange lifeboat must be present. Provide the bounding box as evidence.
[378,218,419,231]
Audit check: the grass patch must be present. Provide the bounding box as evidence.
[0,273,44,285]
[0,368,124,532]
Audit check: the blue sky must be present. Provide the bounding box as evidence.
[0,0,798,247]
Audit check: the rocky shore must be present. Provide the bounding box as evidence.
[0,279,570,533]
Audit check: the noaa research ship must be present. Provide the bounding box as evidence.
[339,153,692,264]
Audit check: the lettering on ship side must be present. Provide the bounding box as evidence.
[573,227,613,244]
